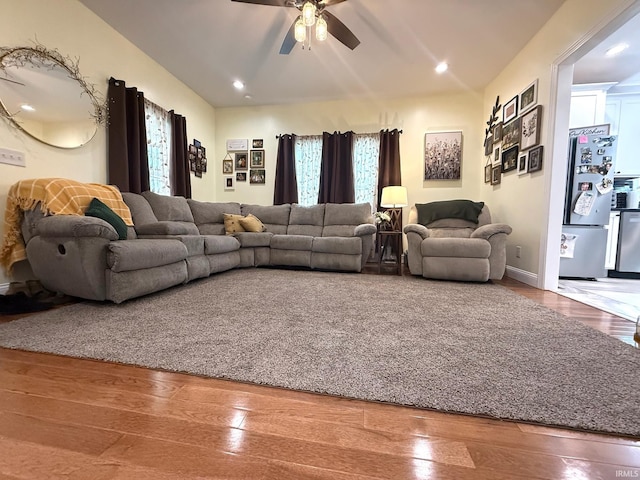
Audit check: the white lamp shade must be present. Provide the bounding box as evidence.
[380,186,408,208]
[294,16,306,42]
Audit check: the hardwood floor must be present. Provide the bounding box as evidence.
[0,276,639,479]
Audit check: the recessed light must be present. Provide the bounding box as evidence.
[244,94,253,100]
[233,80,245,90]
[20,104,35,111]
[605,43,629,57]
[435,62,448,74]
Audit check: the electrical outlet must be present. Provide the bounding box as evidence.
[0,148,26,167]
[516,246,522,258]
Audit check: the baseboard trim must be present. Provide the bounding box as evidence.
[505,266,538,288]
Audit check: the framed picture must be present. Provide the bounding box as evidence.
[222,159,233,174]
[493,145,501,165]
[528,145,543,172]
[250,169,266,184]
[484,135,493,156]
[501,145,519,173]
[519,105,542,151]
[491,164,501,185]
[517,151,529,175]
[493,122,503,144]
[224,176,234,191]
[424,131,462,180]
[252,139,264,148]
[503,95,518,123]
[484,164,492,183]
[250,150,265,168]
[501,117,521,150]
[235,152,248,170]
[193,139,201,148]
[226,138,248,151]
[201,156,207,173]
[519,79,538,114]
[236,172,247,182]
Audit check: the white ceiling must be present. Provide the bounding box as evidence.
[573,11,640,89]
[79,0,567,108]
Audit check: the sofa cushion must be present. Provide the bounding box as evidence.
[203,235,241,255]
[142,191,195,222]
[427,227,475,239]
[324,203,371,226]
[288,204,324,236]
[121,192,158,226]
[241,204,290,234]
[223,214,246,234]
[271,234,313,251]
[421,237,491,258]
[234,232,273,248]
[416,200,485,226]
[197,224,225,236]
[135,221,200,236]
[239,213,266,232]
[107,239,188,273]
[312,237,361,255]
[187,199,241,224]
[84,197,128,240]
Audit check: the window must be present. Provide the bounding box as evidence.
[294,135,323,206]
[294,133,379,210]
[144,99,172,195]
[353,133,380,211]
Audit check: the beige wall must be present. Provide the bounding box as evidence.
[482,0,638,284]
[0,0,216,284]
[215,92,484,216]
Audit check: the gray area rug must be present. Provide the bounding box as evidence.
[1,268,639,436]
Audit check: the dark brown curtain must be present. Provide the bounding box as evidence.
[273,134,298,205]
[170,111,191,198]
[318,131,355,204]
[377,129,402,209]
[107,77,149,193]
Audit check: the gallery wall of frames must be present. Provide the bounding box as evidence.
[483,79,543,186]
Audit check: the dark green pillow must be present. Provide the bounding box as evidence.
[85,197,128,240]
[416,200,485,226]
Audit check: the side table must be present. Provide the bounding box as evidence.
[377,230,402,275]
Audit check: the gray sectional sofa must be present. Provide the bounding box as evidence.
[24,191,376,303]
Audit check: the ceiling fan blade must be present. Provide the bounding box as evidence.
[323,11,360,50]
[319,0,347,7]
[230,0,290,6]
[279,18,298,54]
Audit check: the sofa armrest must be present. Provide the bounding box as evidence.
[35,215,118,240]
[403,223,429,239]
[354,223,377,236]
[470,223,512,240]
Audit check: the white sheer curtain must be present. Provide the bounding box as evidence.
[294,135,323,206]
[144,99,172,195]
[353,132,380,212]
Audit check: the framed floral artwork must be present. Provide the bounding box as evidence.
[519,105,542,151]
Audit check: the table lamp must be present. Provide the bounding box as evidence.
[380,186,408,231]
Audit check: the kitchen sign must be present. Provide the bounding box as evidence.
[569,124,610,137]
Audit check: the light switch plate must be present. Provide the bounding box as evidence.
[0,147,26,167]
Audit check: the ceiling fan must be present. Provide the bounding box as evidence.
[230,0,360,54]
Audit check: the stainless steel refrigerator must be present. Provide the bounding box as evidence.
[560,134,617,278]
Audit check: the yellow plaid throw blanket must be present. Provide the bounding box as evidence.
[0,178,134,272]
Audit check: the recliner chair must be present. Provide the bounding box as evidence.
[403,200,512,282]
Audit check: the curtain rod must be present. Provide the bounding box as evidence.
[276,129,403,139]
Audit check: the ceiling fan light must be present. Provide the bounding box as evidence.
[302,1,316,27]
[294,16,306,43]
[316,16,327,42]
